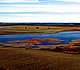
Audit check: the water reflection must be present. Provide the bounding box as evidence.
[0,31,80,45]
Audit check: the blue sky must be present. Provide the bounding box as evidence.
[0,0,80,23]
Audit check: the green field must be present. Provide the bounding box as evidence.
[0,47,80,70]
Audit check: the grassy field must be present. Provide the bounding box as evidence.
[0,27,63,35]
[0,47,80,70]
[0,26,80,35]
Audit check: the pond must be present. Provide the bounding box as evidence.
[0,31,80,46]
[0,27,9,28]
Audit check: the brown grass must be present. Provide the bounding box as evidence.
[0,25,80,29]
[0,47,80,70]
[0,25,80,35]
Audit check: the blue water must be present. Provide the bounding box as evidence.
[0,31,80,45]
[0,27,9,28]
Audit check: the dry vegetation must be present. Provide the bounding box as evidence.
[0,47,80,70]
[0,26,80,70]
[0,25,80,35]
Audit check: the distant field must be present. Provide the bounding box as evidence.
[0,47,80,70]
[0,27,63,35]
[0,25,80,35]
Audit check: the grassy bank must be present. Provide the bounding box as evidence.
[0,27,61,35]
[0,26,80,35]
[0,47,80,70]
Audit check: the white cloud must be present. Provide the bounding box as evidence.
[57,0,80,2]
[0,0,80,23]
[0,0,39,3]
[0,4,80,13]
[0,14,80,22]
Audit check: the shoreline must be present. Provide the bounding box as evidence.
[0,25,80,35]
[0,29,80,35]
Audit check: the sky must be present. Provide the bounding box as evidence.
[0,0,80,23]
